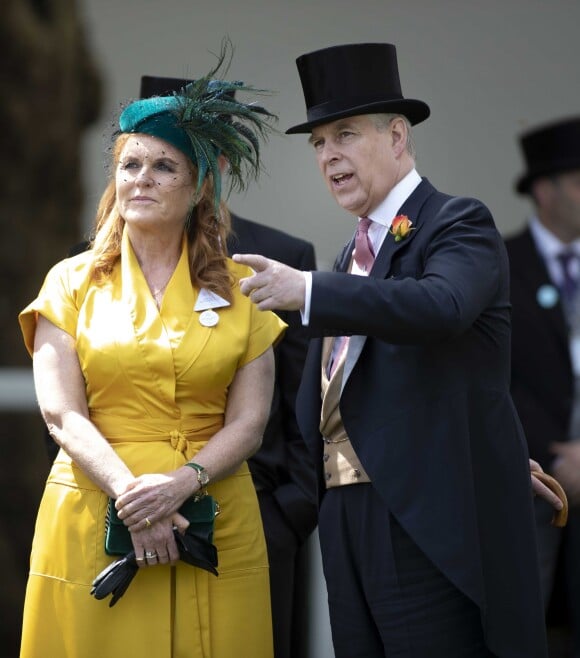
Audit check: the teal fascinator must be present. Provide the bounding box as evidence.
[118,42,276,209]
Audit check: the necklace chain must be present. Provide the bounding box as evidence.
[148,269,174,301]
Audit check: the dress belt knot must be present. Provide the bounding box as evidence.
[170,429,188,454]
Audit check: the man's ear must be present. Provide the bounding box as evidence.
[389,117,408,156]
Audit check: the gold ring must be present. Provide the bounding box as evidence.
[145,517,152,528]
[145,550,157,559]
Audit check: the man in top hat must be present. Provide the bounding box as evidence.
[506,116,580,655]
[234,42,548,657]
[45,74,318,658]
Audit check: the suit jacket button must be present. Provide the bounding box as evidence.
[325,472,332,481]
[323,453,329,462]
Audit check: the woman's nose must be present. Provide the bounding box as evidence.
[136,167,154,185]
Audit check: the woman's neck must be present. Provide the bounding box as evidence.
[127,227,183,307]
[128,226,182,267]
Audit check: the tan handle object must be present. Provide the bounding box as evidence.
[531,470,568,528]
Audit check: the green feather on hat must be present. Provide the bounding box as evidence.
[119,40,277,210]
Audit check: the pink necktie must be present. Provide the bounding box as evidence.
[354,217,375,272]
[328,218,376,377]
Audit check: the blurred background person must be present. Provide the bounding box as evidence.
[18,52,284,658]
[227,213,318,658]
[506,116,580,657]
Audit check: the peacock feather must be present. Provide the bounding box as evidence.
[170,39,277,207]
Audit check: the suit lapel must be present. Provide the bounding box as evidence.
[335,178,436,278]
[342,180,437,390]
[371,178,434,280]
[335,235,355,273]
[515,228,569,349]
[342,335,364,393]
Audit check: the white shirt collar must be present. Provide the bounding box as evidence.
[349,169,421,277]
[529,215,580,261]
[362,168,422,227]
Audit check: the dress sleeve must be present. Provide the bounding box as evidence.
[238,302,287,368]
[18,258,83,356]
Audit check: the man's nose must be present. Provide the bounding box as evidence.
[320,142,340,165]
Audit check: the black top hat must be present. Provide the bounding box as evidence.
[516,116,580,195]
[286,43,430,135]
[140,75,194,99]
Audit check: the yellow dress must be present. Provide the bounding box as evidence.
[18,230,286,658]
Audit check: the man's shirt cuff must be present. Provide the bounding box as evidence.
[300,271,312,326]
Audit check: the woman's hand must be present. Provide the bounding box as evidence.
[116,470,197,532]
[117,347,276,533]
[131,515,181,568]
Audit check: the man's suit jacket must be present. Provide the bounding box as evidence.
[296,179,547,657]
[505,227,574,469]
[228,214,318,543]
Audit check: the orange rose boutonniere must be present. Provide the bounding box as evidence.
[389,214,414,242]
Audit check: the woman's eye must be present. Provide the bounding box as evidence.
[155,162,175,172]
[121,161,138,170]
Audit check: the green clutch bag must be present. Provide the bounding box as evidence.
[104,494,219,556]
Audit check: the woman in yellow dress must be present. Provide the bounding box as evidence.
[18,53,284,658]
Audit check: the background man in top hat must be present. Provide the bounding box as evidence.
[234,42,548,657]
[506,116,580,656]
[45,74,318,658]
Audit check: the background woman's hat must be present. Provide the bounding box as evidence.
[140,75,193,99]
[140,75,237,106]
[286,42,430,134]
[516,116,580,194]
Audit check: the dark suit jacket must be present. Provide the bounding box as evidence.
[505,227,573,469]
[296,179,547,657]
[228,214,318,543]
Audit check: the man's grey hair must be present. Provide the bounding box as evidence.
[369,113,416,160]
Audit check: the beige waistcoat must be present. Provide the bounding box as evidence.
[320,336,370,488]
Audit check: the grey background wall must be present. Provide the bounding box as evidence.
[79,0,580,270]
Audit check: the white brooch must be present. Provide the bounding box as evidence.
[194,289,231,327]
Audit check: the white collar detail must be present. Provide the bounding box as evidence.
[194,288,231,311]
